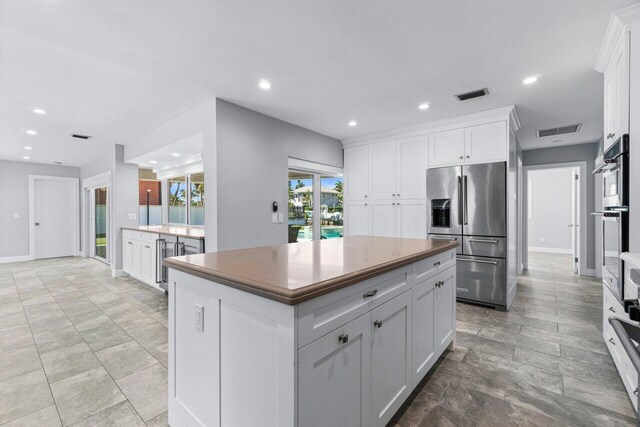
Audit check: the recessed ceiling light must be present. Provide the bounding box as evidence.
[149,160,157,164]
[32,108,46,115]
[23,156,30,160]
[171,153,180,157]
[26,130,37,135]
[418,103,430,110]
[348,120,357,127]
[523,76,538,85]
[24,146,33,150]
[258,79,271,90]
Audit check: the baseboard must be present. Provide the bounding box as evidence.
[0,255,30,264]
[528,246,572,255]
[111,269,127,278]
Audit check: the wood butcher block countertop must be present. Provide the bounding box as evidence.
[164,236,458,305]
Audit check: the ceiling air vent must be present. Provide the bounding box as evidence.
[455,88,489,101]
[536,123,582,138]
[71,134,92,140]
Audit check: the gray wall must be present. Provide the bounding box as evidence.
[80,144,139,272]
[215,99,343,251]
[527,168,574,252]
[0,160,80,259]
[522,142,600,271]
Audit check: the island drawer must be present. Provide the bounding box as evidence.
[414,249,455,282]
[297,266,411,348]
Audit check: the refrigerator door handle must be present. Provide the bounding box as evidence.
[457,176,463,225]
[463,175,468,225]
[458,257,499,266]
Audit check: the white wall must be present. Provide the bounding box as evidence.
[527,168,573,253]
[0,160,81,261]
[215,99,343,251]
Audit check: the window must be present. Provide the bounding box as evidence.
[288,169,343,242]
[189,172,205,226]
[167,173,205,225]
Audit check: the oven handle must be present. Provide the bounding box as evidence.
[609,318,640,374]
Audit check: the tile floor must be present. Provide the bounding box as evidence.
[0,252,634,426]
[392,252,636,426]
[0,257,168,426]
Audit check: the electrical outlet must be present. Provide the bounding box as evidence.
[278,213,284,223]
[272,213,278,224]
[194,303,204,332]
[128,213,137,221]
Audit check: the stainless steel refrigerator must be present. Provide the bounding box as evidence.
[427,162,507,309]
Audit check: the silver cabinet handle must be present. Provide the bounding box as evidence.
[363,289,378,299]
[609,307,616,313]
[467,238,499,244]
[127,242,133,245]
[338,334,349,344]
[609,337,616,345]
[458,257,499,265]
[457,176,463,225]
[397,194,400,197]
[374,320,383,328]
[434,261,441,267]
[466,155,470,159]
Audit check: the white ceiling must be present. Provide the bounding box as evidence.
[0,0,637,167]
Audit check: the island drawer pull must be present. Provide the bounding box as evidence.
[433,261,441,267]
[363,290,378,299]
[338,334,349,344]
[609,337,616,346]
[609,307,616,313]
[374,320,383,329]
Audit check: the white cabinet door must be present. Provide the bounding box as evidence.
[298,313,372,427]
[345,202,370,236]
[412,278,436,384]
[123,239,133,274]
[140,242,153,284]
[396,136,428,200]
[131,241,142,277]
[370,201,396,238]
[464,121,507,163]
[604,32,629,150]
[428,128,464,167]
[396,200,426,239]
[369,141,397,201]
[371,292,412,427]
[434,268,456,352]
[345,145,370,201]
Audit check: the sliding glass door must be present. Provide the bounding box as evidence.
[93,187,108,262]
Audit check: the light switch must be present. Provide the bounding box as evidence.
[128,213,137,221]
[278,213,284,223]
[272,212,278,224]
[13,213,19,219]
[194,303,204,332]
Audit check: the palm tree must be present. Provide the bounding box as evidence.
[334,181,343,203]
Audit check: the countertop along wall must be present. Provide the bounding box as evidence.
[215,99,343,251]
[0,160,81,261]
[522,142,600,272]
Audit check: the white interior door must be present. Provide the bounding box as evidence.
[34,179,76,259]
[570,168,579,274]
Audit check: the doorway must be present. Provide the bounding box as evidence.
[29,176,79,260]
[91,187,109,262]
[523,162,587,276]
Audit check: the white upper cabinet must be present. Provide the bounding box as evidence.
[604,32,629,150]
[464,121,507,163]
[369,141,397,200]
[344,145,370,201]
[428,128,465,167]
[396,136,428,199]
[428,122,507,168]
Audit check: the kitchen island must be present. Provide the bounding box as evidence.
[164,236,457,427]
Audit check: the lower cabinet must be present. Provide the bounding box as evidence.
[297,264,456,426]
[122,230,159,288]
[298,312,372,427]
[371,291,413,426]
